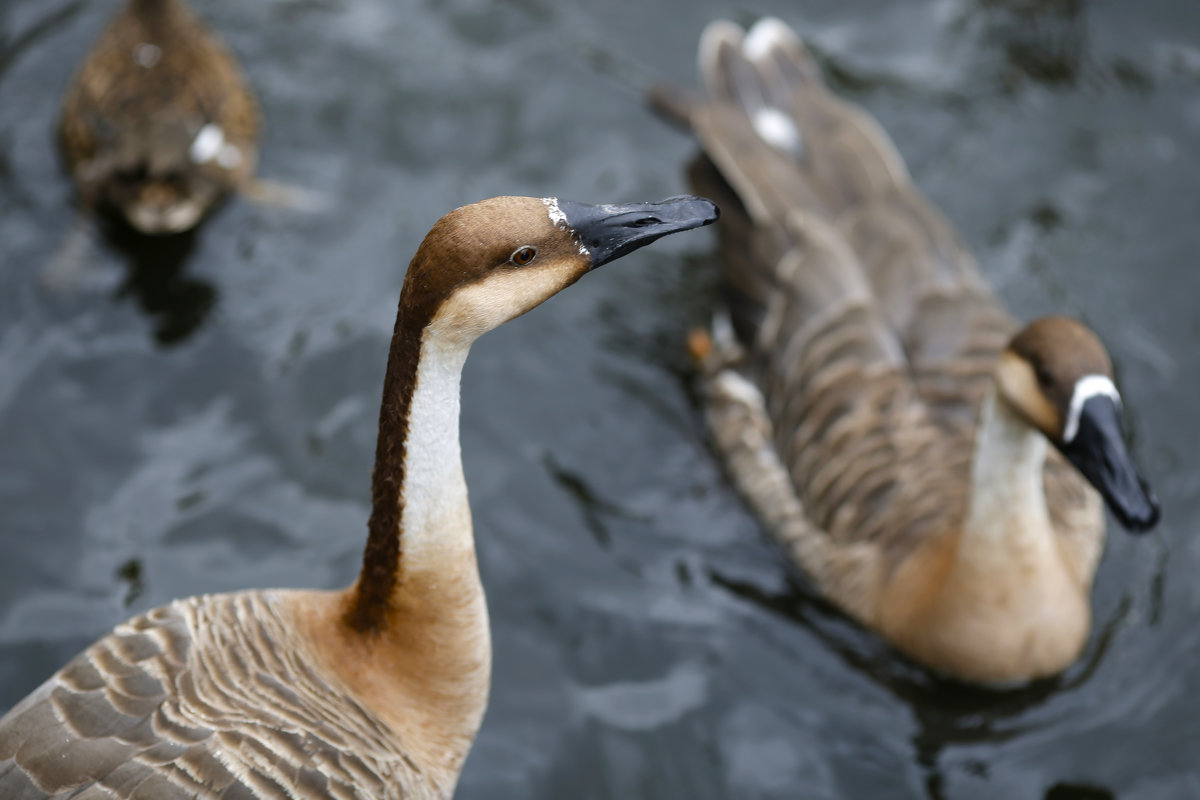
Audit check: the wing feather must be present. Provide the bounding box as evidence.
[0,594,419,799]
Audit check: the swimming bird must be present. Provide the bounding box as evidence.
[0,194,718,798]
[58,0,259,234]
[656,18,1159,684]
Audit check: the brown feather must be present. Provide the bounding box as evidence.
[676,18,1106,683]
[0,595,419,799]
[58,0,259,233]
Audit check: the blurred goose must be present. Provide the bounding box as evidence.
[0,195,718,798]
[658,18,1158,684]
[59,0,259,234]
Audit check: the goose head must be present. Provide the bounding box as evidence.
[105,168,218,236]
[402,195,719,343]
[995,316,1160,532]
[76,121,248,235]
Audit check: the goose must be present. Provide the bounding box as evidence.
[0,194,719,798]
[59,0,259,234]
[655,18,1159,684]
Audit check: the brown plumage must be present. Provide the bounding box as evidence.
[660,18,1158,683]
[0,195,718,798]
[59,0,259,234]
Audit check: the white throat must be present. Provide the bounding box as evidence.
[398,333,473,569]
[965,387,1051,546]
[392,268,578,571]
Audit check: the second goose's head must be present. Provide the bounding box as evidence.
[400,195,719,344]
[995,316,1160,532]
[74,121,248,235]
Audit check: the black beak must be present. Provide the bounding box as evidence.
[559,195,719,269]
[1059,395,1160,532]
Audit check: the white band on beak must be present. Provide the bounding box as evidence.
[541,197,567,227]
[541,197,588,255]
[1063,374,1121,443]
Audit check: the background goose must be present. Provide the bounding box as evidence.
[0,194,718,798]
[58,0,259,234]
[657,18,1159,684]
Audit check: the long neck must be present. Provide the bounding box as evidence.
[325,299,490,789]
[346,307,478,632]
[963,386,1052,551]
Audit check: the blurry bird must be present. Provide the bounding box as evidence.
[59,0,259,234]
[657,18,1159,684]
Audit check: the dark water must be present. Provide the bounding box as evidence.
[1,0,1198,797]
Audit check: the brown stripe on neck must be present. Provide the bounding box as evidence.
[344,300,427,633]
[343,218,488,633]
[344,202,540,633]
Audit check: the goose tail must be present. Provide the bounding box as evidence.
[674,18,909,351]
[698,18,910,217]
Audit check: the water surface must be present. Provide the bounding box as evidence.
[0,1,1198,798]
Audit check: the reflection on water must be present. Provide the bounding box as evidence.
[99,216,217,346]
[979,0,1153,93]
[544,451,651,552]
[709,565,1136,799]
[1044,782,1116,800]
[983,0,1091,88]
[0,1,83,85]
[0,0,1197,798]
[114,555,144,607]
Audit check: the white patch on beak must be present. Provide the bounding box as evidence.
[543,196,587,254]
[1063,374,1121,443]
[189,124,225,165]
[541,197,567,228]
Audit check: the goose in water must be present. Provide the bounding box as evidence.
[59,0,259,234]
[0,194,718,798]
[655,18,1159,684]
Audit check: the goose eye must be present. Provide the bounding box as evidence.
[510,246,537,266]
[1035,365,1052,389]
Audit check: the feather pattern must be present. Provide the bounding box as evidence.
[670,18,1105,682]
[0,592,427,799]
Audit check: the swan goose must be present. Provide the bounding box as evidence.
[0,194,719,797]
[655,18,1159,684]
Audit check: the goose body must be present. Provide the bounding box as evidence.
[59,0,259,234]
[661,19,1158,683]
[0,195,718,798]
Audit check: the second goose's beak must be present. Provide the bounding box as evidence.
[1059,395,1161,532]
[560,196,719,269]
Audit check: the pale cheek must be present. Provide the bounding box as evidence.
[429,264,587,345]
[996,354,1060,436]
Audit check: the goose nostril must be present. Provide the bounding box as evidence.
[629,216,661,228]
